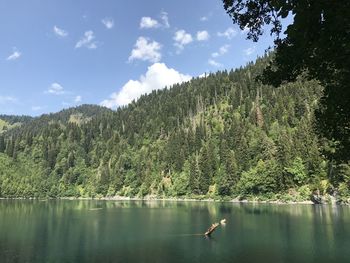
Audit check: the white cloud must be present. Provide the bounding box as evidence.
[140,11,169,29]
[140,17,160,29]
[101,63,191,107]
[74,95,82,103]
[0,96,17,104]
[6,48,21,61]
[244,46,256,56]
[173,30,193,52]
[208,59,223,67]
[196,30,210,41]
[211,44,230,58]
[102,17,114,29]
[53,26,68,37]
[217,27,237,39]
[200,16,208,21]
[128,37,162,63]
[75,31,97,49]
[160,11,170,28]
[47,82,65,95]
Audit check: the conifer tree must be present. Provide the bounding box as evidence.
[0,135,5,153]
[199,146,211,194]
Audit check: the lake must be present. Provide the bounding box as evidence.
[0,200,349,263]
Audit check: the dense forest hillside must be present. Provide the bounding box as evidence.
[0,56,349,201]
[0,115,32,134]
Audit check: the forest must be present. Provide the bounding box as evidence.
[0,55,349,202]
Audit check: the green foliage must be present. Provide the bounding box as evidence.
[189,155,200,195]
[173,171,189,196]
[216,165,231,196]
[222,0,350,163]
[338,183,350,203]
[284,157,307,185]
[0,119,8,133]
[0,136,5,153]
[198,145,211,194]
[297,185,312,200]
[337,163,350,184]
[237,159,278,195]
[0,56,342,199]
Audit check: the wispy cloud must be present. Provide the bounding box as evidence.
[200,12,212,22]
[128,37,162,63]
[74,95,82,103]
[208,59,223,67]
[244,46,256,56]
[140,17,160,29]
[0,96,18,104]
[160,11,170,28]
[75,31,98,49]
[208,42,230,68]
[102,17,114,29]
[217,27,237,39]
[173,30,193,52]
[6,48,21,61]
[53,26,68,37]
[46,82,65,95]
[196,30,210,41]
[211,44,230,58]
[101,63,191,107]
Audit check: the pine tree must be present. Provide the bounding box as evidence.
[217,164,231,196]
[6,138,14,158]
[189,155,200,194]
[198,146,211,194]
[0,135,5,153]
[12,140,19,160]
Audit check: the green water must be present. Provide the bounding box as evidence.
[0,200,349,263]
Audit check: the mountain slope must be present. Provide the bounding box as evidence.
[1,56,347,200]
[0,115,32,134]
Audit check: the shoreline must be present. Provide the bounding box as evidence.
[0,196,333,205]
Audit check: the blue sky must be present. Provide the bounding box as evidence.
[0,0,283,116]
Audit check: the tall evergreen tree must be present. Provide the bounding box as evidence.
[0,135,5,153]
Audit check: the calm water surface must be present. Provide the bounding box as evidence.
[0,200,349,263]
